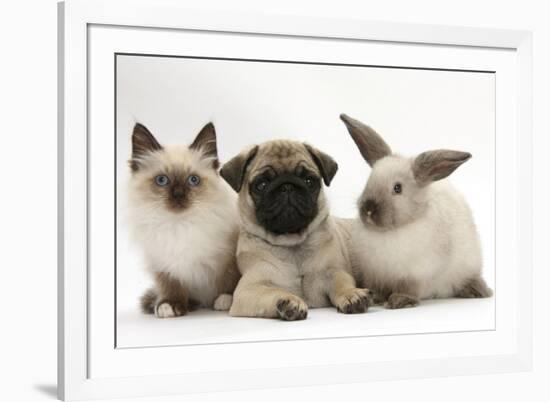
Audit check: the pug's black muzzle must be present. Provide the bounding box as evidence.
[254,173,319,235]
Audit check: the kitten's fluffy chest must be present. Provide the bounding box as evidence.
[131,203,238,306]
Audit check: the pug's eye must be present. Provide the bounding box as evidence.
[255,179,268,192]
[393,182,402,194]
[304,177,315,188]
[155,175,170,186]
[187,175,201,187]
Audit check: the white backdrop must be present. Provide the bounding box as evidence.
[116,54,495,346]
[116,54,495,221]
[1,0,548,401]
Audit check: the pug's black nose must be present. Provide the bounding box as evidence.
[281,183,294,193]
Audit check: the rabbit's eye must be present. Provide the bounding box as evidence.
[393,183,402,194]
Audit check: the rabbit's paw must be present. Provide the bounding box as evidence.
[455,277,493,298]
[386,293,419,309]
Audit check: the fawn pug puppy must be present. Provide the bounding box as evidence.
[220,139,371,321]
[128,122,239,318]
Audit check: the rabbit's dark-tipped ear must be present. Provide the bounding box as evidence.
[131,123,163,171]
[340,114,392,167]
[220,145,259,192]
[190,122,219,169]
[304,144,338,186]
[413,150,472,185]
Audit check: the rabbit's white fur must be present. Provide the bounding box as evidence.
[340,113,492,305]
[352,178,483,299]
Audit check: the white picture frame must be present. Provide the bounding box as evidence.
[58,0,533,400]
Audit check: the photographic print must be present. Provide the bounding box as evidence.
[59,4,532,398]
[115,54,495,349]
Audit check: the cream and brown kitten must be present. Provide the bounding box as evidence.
[127,122,240,318]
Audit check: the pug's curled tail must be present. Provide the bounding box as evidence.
[140,288,157,314]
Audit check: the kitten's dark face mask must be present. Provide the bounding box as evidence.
[129,122,219,213]
[150,170,202,212]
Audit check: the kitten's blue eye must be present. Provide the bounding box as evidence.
[187,175,201,187]
[155,175,170,186]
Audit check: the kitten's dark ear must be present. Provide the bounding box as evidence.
[220,146,259,192]
[190,122,219,169]
[304,144,338,186]
[130,123,162,171]
[340,114,392,167]
[413,150,472,185]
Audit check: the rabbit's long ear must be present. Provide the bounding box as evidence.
[340,114,392,167]
[190,122,219,169]
[220,145,259,192]
[413,150,471,185]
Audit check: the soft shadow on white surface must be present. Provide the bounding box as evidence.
[32,384,56,399]
[117,297,494,348]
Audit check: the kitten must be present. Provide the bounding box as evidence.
[127,122,240,318]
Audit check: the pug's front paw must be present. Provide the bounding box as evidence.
[276,296,308,321]
[155,300,188,318]
[335,288,371,314]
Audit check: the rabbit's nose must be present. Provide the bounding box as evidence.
[364,199,378,215]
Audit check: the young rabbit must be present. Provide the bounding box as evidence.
[340,114,493,309]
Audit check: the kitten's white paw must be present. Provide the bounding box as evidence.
[213,294,233,311]
[155,302,175,318]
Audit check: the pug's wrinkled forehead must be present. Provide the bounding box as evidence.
[249,140,319,176]
[221,139,338,193]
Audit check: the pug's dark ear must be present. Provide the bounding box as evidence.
[340,114,392,167]
[220,146,259,192]
[190,122,219,169]
[413,150,472,185]
[130,123,162,171]
[304,144,338,186]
